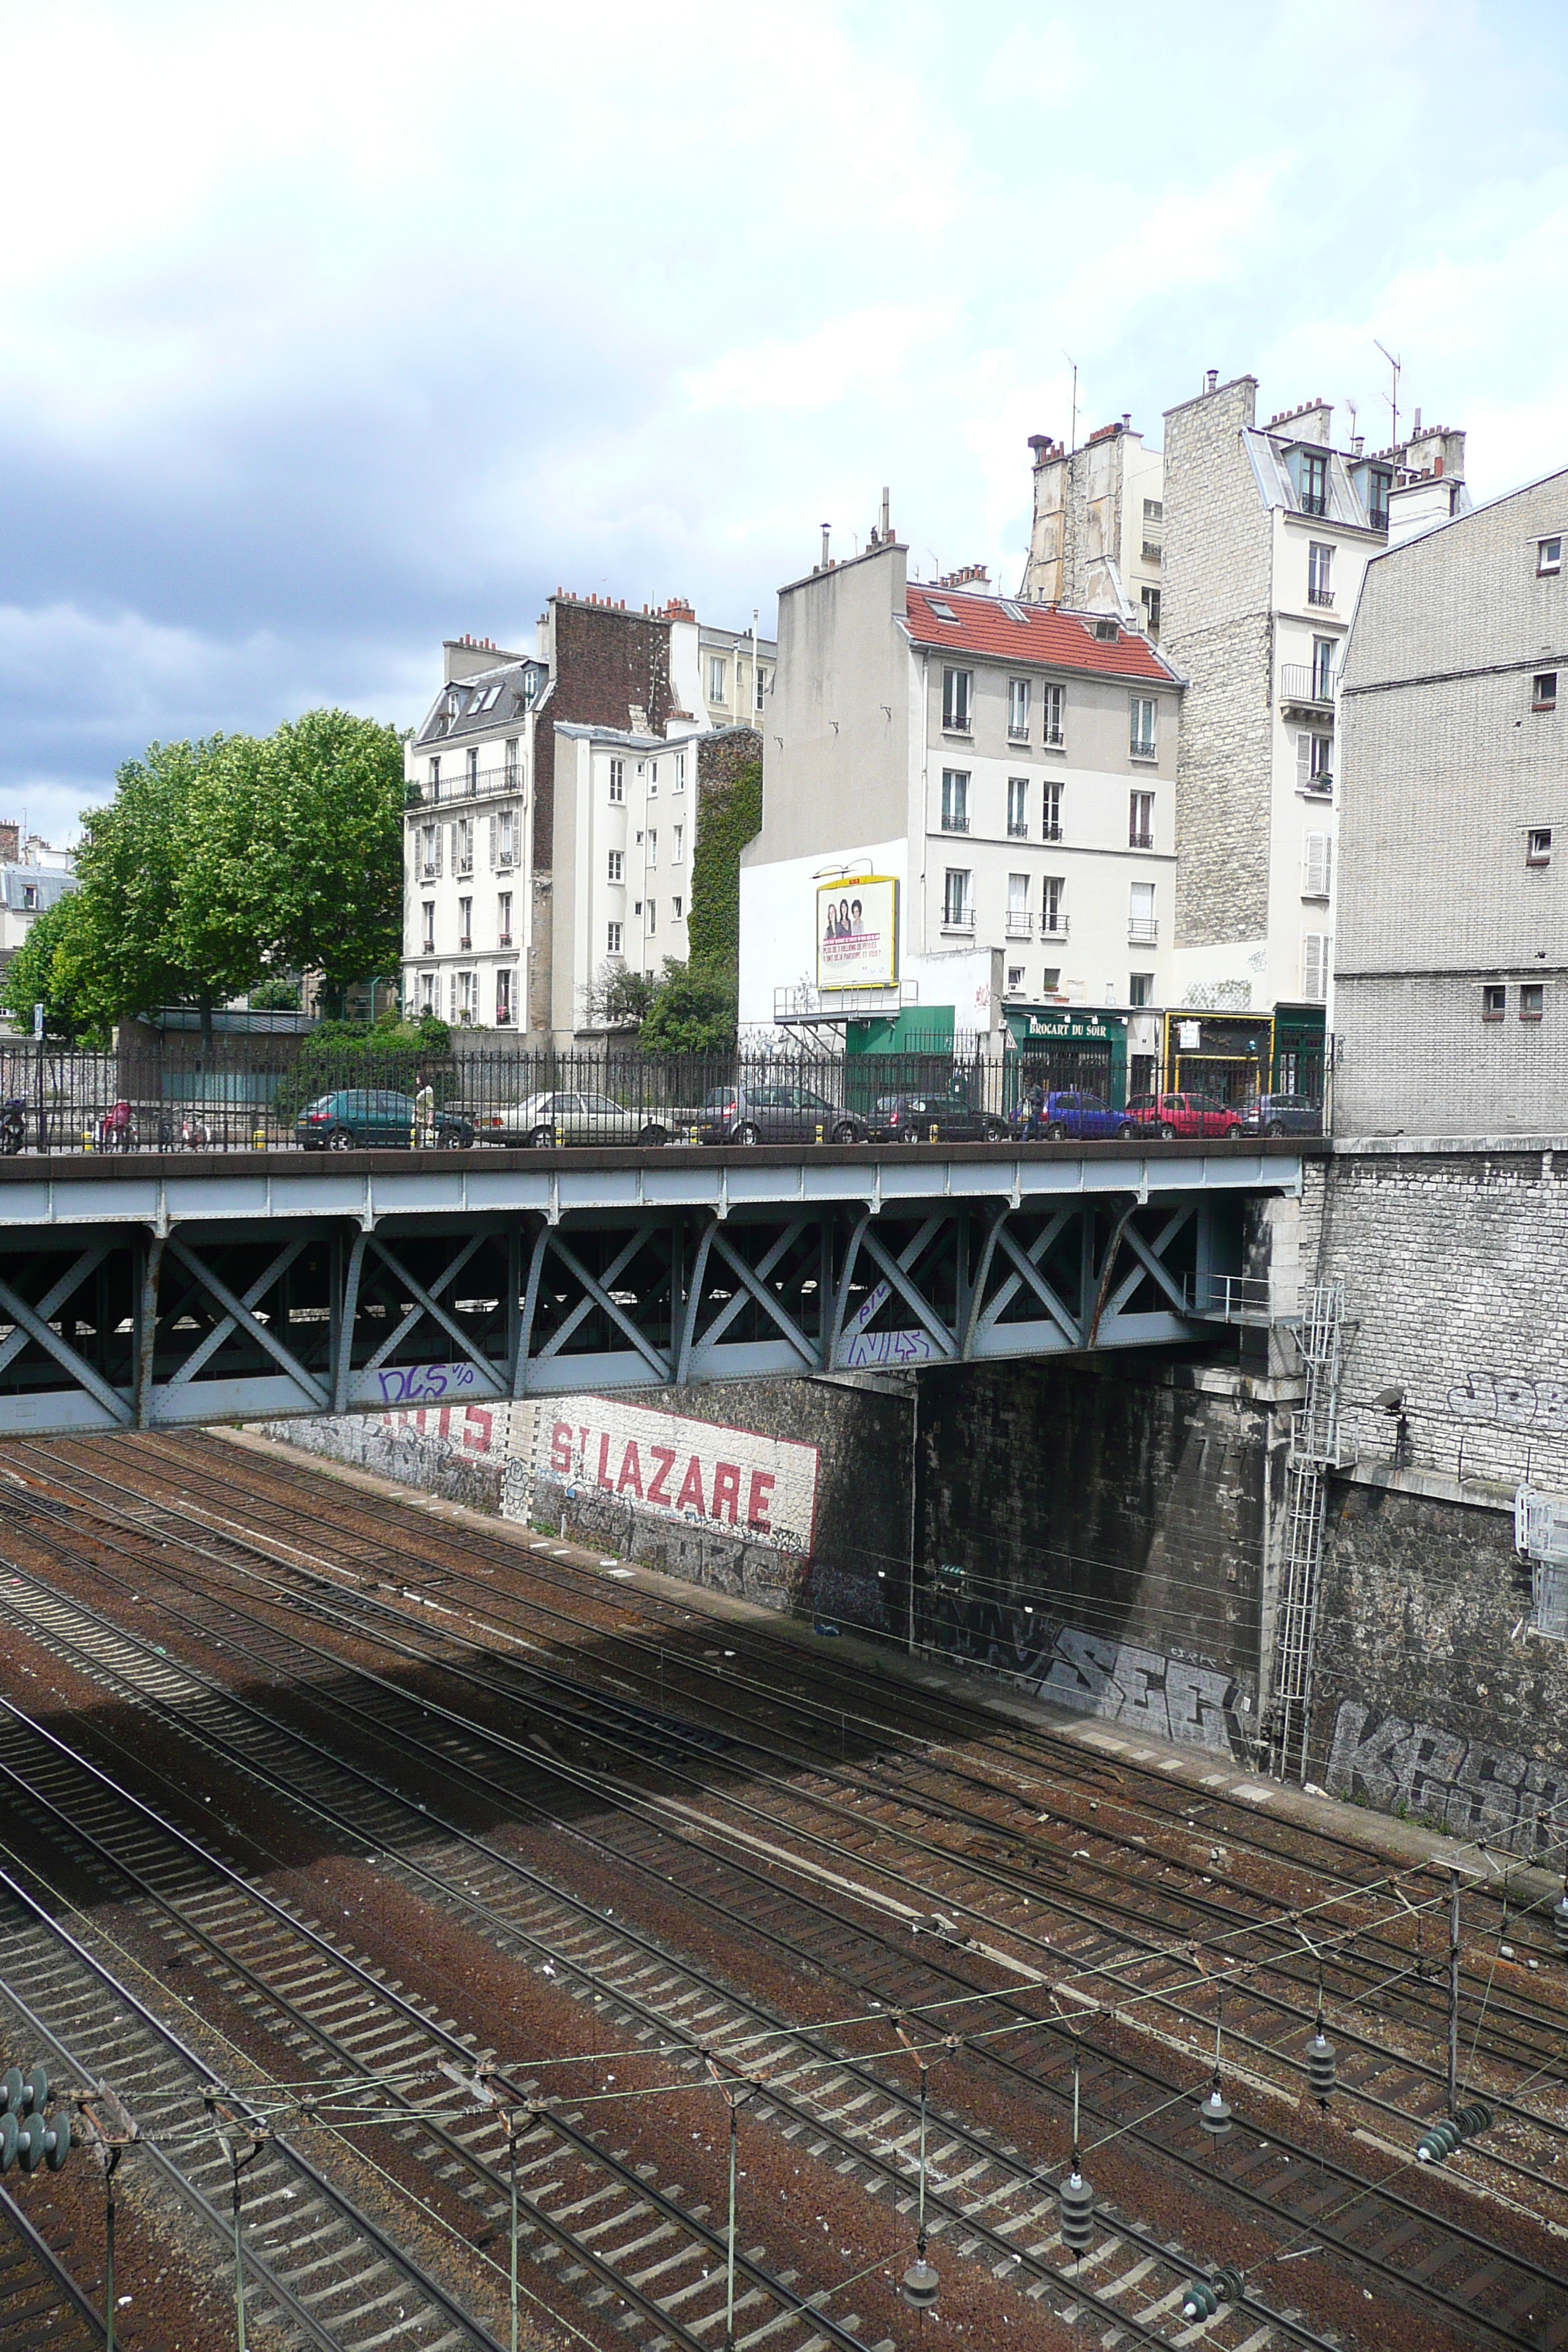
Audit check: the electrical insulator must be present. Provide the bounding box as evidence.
[1199,2084,1232,2137]
[1181,2267,1242,2323]
[1306,2029,1336,2103]
[1553,1890,1568,1955]
[901,2256,939,2310]
[1059,2168,1095,2253]
[1417,2102,1491,2164]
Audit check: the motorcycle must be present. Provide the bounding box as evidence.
[0,1099,26,1156]
[94,1100,139,1153]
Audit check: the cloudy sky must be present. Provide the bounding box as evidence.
[4,0,1565,842]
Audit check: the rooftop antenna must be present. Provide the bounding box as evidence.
[1063,351,1078,454]
[1373,340,1401,453]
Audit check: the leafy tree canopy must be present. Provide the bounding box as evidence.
[638,957,738,1056]
[0,712,404,1042]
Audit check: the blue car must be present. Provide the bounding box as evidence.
[1017,1089,1137,1142]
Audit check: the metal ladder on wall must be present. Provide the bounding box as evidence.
[1267,1282,1345,1783]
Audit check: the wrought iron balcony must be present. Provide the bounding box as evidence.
[1128,917,1159,945]
[1005,909,1035,938]
[1281,664,1334,709]
[940,811,970,834]
[1041,818,1063,843]
[1040,913,1069,941]
[941,906,976,934]
[1308,584,1335,607]
[407,764,525,809]
[1128,827,1154,850]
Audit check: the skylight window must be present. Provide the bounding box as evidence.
[927,598,957,621]
[999,600,1027,623]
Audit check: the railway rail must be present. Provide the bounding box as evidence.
[0,2185,105,2350]
[0,1439,1561,2342]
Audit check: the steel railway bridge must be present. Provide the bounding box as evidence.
[0,1139,1313,1435]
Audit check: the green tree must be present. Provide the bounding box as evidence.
[0,891,102,1040]
[639,957,737,1055]
[254,709,404,995]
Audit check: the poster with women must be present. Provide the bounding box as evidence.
[815,875,898,990]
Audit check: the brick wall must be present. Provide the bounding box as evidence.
[1161,377,1275,949]
[533,600,676,873]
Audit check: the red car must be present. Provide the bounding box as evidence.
[1126,1091,1241,1139]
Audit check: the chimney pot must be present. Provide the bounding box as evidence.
[1205,369,1218,393]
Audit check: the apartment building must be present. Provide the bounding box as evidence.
[739,530,1183,1031]
[1161,371,1468,1036]
[1335,467,1567,1135]
[550,721,707,1034]
[0,824,78,990]
[404,596,771,1035]
[1020,416,1166,638]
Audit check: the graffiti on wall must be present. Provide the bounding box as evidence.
[1447,1372,1568,1431]
[379,1401,509,1456]
[521,1394,820,1554]
[1325,1702,1566,1861]
[929,1592,1248,1758]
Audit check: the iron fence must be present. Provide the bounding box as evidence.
[0,1026,1329,1156]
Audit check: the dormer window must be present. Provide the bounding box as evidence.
[1299,450,1328,516]
[1367,467,1392,530]
[1094,618,1120,642]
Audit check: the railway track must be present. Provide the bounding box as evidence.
[0,2185,104,2350]
[0,1485,1563,2349]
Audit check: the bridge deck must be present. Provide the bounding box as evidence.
[0,1139,1314,1435]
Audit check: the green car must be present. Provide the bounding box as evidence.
[294,1090,475,1150]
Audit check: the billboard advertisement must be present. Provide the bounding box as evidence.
[521,1395,819,1554]
[816,875,898,992]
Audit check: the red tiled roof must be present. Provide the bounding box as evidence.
[902,584,1177,683]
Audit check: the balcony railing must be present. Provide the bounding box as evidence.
[1040,913,1069,941]
[1007,819,1029,839]
[1128,917,1159,945]
[1041,818,1062,843]
[1141,539,1161,563]
[407,765,525,809]
[1008,723,1030,743]
[1299,489,1327,518]
[941,907,976,933]
[1129,739,1157,762]
[1308,583,1335,607]
[940,812,970,834]
[1005,909,1034,938]
[1042,726,1065,750]
[1128,828,1154,850]
[1281,665,1334,707]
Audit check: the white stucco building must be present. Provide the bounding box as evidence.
[739,532,1183,1044]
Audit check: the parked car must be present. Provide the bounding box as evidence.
[1238,1092,1323,1137]
[1013,1088,1137,1142]
[698,1085,866,1145]
[867,1093,1006,1144]
[294,1090,475,1150]
[1125,1091,1242,1139]
[479,1090,672,1147]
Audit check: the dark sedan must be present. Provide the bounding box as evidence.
[294,1090,475,1150]
[698,1085,866,1145]
[867,1093,1006,1143]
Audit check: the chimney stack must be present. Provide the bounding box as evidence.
[1205,369,1218,394]
[881,486,890,540]
[821,523,831,568]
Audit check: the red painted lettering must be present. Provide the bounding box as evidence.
[551,1421,573,1475]
[597,1431,614,1490]
[746,1471,774,1531]
[676,1454,706,1514]
[464,1405,492,1454]
[712,1462,741,1524]
[647,1446,676,1504]
[617,1440,644,1498]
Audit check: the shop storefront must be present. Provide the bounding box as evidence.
[1004,1006,1128,1108]
[1161,1006,1325,1104]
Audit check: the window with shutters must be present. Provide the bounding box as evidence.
[496,967,513,1024]
[421,900,434,953]
[505,738,519,786]
[429,755,441,794]
[1302,933,1330,1003]
[497,809,516,866]
[1041,684,1065,747]
[1303,835,1333,899]
[418,823,437,878]
[466,746,478,793]
[419,970,435,1014]
[608,849,624,883]
[458,896,472,950]
[497,891,513,947]
[456,818,474,875]
[942,668,973,732]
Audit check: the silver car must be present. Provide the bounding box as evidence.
[478,1089,671,1147]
